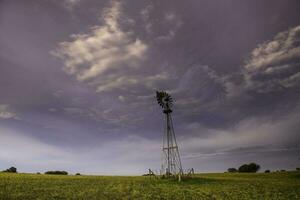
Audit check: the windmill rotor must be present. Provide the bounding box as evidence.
[156,91,173,113]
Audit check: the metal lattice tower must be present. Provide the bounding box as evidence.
[156,91,183,178]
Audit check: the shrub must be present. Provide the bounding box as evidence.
[280,169,286,172]
[45,171,68,175]
[238,163,260,173]
[3,167,17,173]
[75,173,81,176]
[296,167,300,171]
[227,168,238,173]
[265,170,270,173]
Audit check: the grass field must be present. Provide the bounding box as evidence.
[0,171,299,200]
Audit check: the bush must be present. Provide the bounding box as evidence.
[265,170,270,173]
[296,167,300,171]
[3,167,17,173]
[227,168,238,173]
[280,169,286,172]
[75,173,81,176]
[238,163,260,173]
[45,171,68,175]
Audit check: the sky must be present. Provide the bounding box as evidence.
[0,0,300,175]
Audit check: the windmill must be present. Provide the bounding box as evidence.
[156,91,183,179]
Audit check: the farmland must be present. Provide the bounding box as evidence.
[0,171,299,200]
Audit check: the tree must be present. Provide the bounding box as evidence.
[227,168,238,173]
[3,167,17,173]
[265,170,270,173]
[45,171,68,175]
[238,163,260,173]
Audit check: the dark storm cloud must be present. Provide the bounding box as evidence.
[1,0,300,174]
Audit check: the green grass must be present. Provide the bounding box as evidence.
[0,171,299,200]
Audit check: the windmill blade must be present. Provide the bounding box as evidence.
[156,91,166,107]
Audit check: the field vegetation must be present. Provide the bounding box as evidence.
[0,171,299,200]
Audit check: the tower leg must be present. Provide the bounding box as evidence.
[162,112,183,178]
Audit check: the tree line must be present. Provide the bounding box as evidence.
[228,163,260,173]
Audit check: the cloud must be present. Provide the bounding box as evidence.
[0,104,17,119]
[62,0,81,10]
[155,12,183,41]
[180,106,300,160]
[52,90,64,98]
[53,1,149,93]
[140,4,154,35]
[1,106,298,174]
[0,126,71,167]
[244,25,300,93]
[64,107,85,115]
[0,126,161,175]
[141,4,183,41]
[53,2,300,137]
[52,0,182,128]
[173,65,227,119]
[48,108,57,112]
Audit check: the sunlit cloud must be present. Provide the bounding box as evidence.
[244,25,300,93]
[0,105,18,120]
